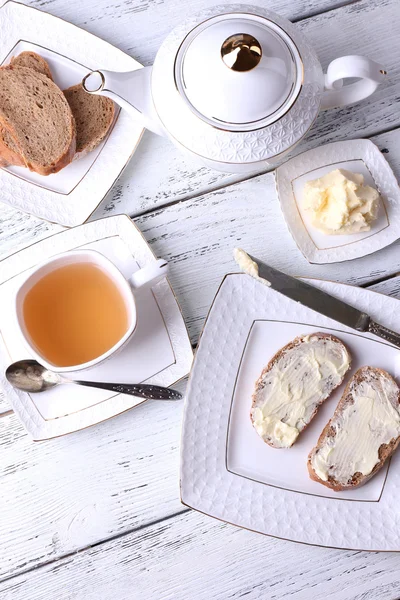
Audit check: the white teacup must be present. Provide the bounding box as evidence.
[15,249,168,372]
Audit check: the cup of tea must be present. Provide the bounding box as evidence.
[14,249,168,372]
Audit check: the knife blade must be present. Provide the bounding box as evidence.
[242,252,400,348]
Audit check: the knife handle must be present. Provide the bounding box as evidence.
[368,320,400,348]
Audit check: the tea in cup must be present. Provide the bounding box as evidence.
[15,249,168,372]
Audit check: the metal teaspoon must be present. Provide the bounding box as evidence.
[5,359,183,400]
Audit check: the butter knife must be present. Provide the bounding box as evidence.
[240,251,400,348]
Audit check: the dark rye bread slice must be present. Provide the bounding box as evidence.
[0,66,75,175]
[308,367,400,491]
[64,84,115,157]
[251,333,351,448]
[0,51,54,163]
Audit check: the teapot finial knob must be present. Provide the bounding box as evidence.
[221,33,262,72]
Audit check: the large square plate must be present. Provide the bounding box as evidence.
[181,273,400,550]
[275,140,400,264]
[0,1,144,226]
[0,215,193,440]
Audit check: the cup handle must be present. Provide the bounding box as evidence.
[129,258,168,290]
[320,56,387,110]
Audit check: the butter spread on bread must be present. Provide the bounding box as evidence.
[309,367,400,489]
[251,333,350,448]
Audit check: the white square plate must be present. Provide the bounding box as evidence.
[0,1,144,226]
[275,140,400,264]
[0,215,193,440]
[181,273,400,550]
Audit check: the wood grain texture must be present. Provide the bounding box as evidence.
[3,509,400,600]
[368,275,400,298]
[0,376,187,581]
[24,0,356,66]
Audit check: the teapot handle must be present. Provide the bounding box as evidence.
[320,56,387,110]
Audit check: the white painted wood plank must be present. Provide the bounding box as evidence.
[0,203,61,262]
[3,509,400,600]
[368,275,400,298]
[25,0,351,68]
[0,376,188,580]
[81,0,400,218]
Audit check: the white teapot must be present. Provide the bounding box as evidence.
[82,4,386,174]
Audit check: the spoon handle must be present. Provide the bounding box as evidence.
[74,380,183,400]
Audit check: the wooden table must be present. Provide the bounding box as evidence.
[1,0,400,598]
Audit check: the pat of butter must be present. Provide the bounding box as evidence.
[303,169,380,235]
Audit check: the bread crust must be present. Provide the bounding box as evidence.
[0,130,25,168]
[251,333,351,448]
[308,366,400,490]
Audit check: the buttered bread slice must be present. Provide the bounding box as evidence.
[308,367,400,490]
[251,333,350,448]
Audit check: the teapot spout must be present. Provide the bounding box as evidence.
[82,66,164,136]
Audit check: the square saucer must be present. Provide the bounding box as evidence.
[181,273,400,550]
[0,215,193,440]
[0,1,144,226]
[275,139,400,264]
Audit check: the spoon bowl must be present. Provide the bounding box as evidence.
[6,360,61,392]
[6,359,183,400]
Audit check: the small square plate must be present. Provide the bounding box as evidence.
[181,273,400,550]
[275,140,400,264]
[0,215,193,440]
[0,1,144,227]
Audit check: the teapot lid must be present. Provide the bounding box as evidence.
[174,13,303,131]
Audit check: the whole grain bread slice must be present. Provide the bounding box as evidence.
[308,366,400,491]
[0,52,115,169]
[0,51,54,163]
[10,51,54,80]
[64,84,115,157]
[251,333,351,448]
[0,65,76,175]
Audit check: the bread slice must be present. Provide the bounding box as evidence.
[0,51,54,165]
[10,51,53,80]
[0,51,115,169]
[251,333,350,448]
[64,84,115,157]
[308,367,400,490]
[0,65,75,175]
